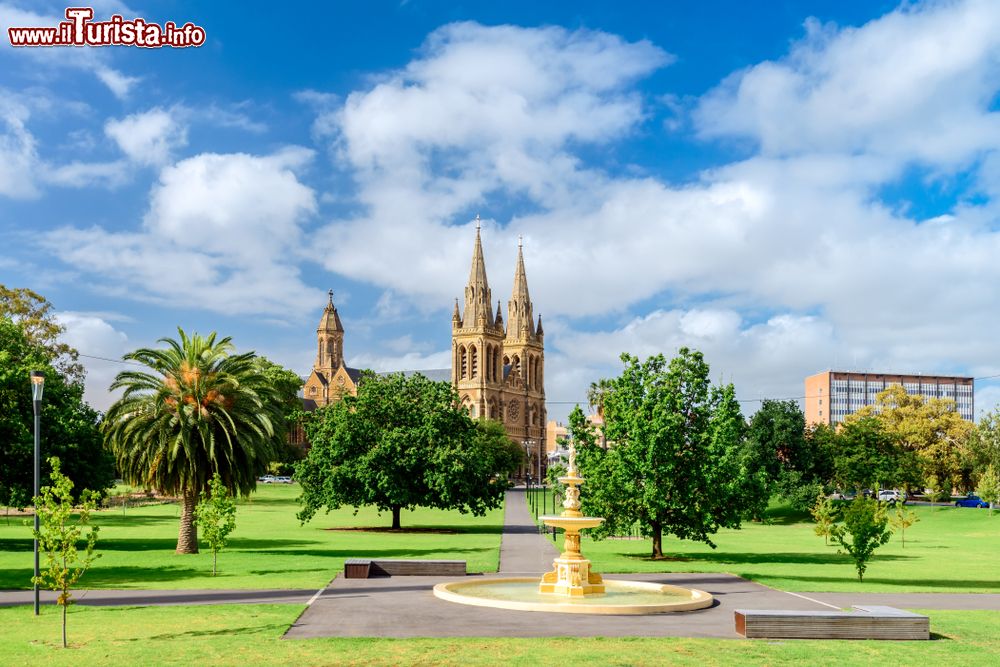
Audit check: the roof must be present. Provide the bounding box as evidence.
[378,368,451,382]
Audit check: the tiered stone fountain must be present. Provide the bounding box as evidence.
[433,445,713,615]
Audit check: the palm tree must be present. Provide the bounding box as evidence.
[103,329,280,553]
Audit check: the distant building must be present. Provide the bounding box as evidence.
[804,370,974,426]
[546,413,606,454]
[302,290,363,408]
[452,220,546,480]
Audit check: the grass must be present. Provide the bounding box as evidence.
[525,488,1000,593]
[0,484,503,590]
[1,604,998,665]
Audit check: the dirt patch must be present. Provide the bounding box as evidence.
[325,526,460,534]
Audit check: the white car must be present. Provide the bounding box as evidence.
[259,475,277,484]
[877,489,904,503]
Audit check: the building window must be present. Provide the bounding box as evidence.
[819,409,823,416]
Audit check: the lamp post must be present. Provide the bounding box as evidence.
[30,370,44,616]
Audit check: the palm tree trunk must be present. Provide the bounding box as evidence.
[177,490,199,554]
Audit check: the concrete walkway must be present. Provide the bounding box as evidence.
[499,487,559,574]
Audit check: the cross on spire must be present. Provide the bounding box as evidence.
[475,213,481,231]
[327,289,334,307]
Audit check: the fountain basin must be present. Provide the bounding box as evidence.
[539,515,604,531]
[432,577,713,615]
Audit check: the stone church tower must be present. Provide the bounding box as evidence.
[452,220,546,477]
[302,290,361,407]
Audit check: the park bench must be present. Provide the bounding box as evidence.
[734,606,929,640]
[343,558,467,579]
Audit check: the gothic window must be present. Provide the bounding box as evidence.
[494,348,501,382]
[485,344,491,381]
[460,345,468,379]
[512,355,520,376]
[488,398,497,419]
[471,345,478,378]
[309,385,317,396]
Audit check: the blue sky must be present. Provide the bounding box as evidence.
[2,0,1000,422]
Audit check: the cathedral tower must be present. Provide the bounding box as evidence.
[452,217,506,420]
[452,220,546,478]
[502,238,546,447]
[303,290,360,407]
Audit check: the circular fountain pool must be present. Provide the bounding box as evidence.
[432,577,713,615]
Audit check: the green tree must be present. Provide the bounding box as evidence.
[577,350,747,559]
[978,463,1000,516]
[32,457,100,649]
[103,329,282,554]
[252,356,307,471]
[848,384,972,493]
[833,417,905,492]
[296,372,520,529]
[0,285,84,382]
[831,497,892,581]
[194,473,238,576]
[888,504,919,548]
[744,399,816,517]
[810,493,838,546]
[0,318,115,508]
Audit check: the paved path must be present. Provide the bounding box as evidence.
[499,487,559,574]
[802,591,1000,610]
[0,588,316,608]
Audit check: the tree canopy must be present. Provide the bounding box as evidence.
[103,329,281,553]
[0,285,84,382]
[296,372,521,529]
[575,349,749,558]
[846,384,972,492]
[0,317,114,507]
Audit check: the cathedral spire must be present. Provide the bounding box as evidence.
[507,237,534,338]
[318,289,344,333]
[462,217,494,327]
[495,300,504,331]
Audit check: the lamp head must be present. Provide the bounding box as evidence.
[30,370,44,402]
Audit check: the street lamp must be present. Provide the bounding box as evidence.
[30,370,44,616]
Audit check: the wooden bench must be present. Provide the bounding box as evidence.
[734,606,929,640]
[343,558,466,579]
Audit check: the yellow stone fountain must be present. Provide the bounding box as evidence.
[432,444,714,615]
[537,444,605,596]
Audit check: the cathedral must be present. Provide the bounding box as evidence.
[295,224,547,478]
[452,220,547,477]
[302,290,362,407]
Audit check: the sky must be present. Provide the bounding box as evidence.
[2,0,1000,423]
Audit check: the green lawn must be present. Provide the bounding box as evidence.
[525,490,1000,593]
[0,485,504,590]
[1,604,998,665]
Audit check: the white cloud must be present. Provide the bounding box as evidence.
[310,22,670,303]
[694,0,1000,170]
[0,94,39,198]
[105,108,188,166]
[0,3,139,99]
[43,148,324,318]
[56,311,130,411]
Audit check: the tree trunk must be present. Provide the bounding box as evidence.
[176,490,199,554]
[62,602,67,648]
[391,505,401,530]
[213,549,217,576]
[650,519,663,559]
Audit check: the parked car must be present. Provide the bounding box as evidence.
[259,475,277,484]
[955,493,990,508]
[877,489,904,504]
[275,476,293,484]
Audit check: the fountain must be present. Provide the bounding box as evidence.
[432,445,714,614]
